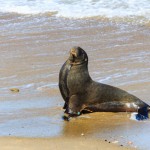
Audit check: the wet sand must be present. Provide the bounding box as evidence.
[0,14,150,150]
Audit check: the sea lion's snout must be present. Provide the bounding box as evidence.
[70,46,84,57]
[69,49,76,63]
[69,47,80,63]
[70,47,77,57]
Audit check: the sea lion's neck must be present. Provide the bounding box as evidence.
[69,59,86,66]
[69,62,92,82]
[67,62,92,95]
[70,62,89,72]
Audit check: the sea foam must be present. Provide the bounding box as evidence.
[0,0,150,20]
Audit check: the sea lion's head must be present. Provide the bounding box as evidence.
[69,46,88,65]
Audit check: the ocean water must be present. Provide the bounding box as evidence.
[0,0,150,21]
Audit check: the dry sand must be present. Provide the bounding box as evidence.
[0,137,133,150]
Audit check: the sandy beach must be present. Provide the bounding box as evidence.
[0,137,134,150]
[0,12,150,150]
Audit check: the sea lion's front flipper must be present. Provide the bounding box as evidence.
[68,95,83,116]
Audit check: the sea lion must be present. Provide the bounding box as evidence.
[59,46,149,120]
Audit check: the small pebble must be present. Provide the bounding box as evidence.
[112,141,119,144]
[128,141,133,145]
[10,88,19,92]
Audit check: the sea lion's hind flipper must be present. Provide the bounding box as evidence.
[136,106,149,120]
